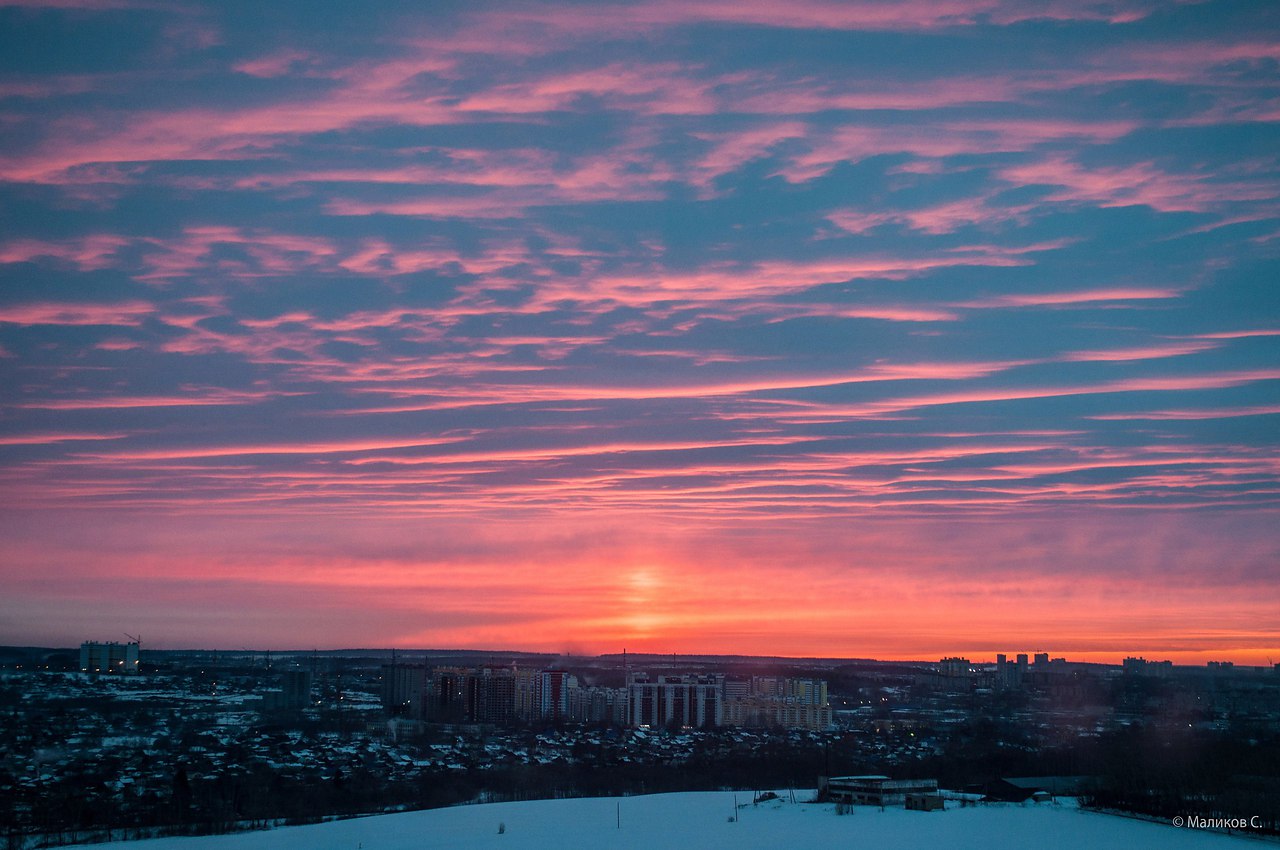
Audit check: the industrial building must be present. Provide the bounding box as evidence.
[821,775,939,807]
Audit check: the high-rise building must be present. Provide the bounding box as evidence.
[786,678,828,705]
[79,641,139,675]
[994,655,1022,689]
[261,668,315,712]
[722,698,831,730]
[467,667,516,724]
[513,668,538,720]
[719,674,833,730]
[628,674,722,729]
[569,685,629,724]
[281,669,313,709]
[750,676,785,698]
[537,669,574,721]
[430,667,470,721]
[381,664,426,718]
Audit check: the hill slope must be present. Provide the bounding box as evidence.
[79,792,1259,850]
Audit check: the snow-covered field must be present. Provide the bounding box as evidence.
[78,793,1262,850]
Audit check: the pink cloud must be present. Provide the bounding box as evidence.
[751,368,1280,421]
[1058,340,1219,362]
[311,147,675,215]
[0,300,154,326]
[345,359,1023,412]
[81,435,469,461]
[999,155,1277,213]
[0,235,132,270]
[1187,329,1280,340]
[956,287,1183,308]
[1066,38,1280,90]
[774,305,961,322]
[752,117,1143,186]
[451,0,1169,48]
[231,148,573,192]
[233,49,320,79]
[0,74,114,99]
[0,57,461,183]
[688,121,807,184]
[95,338,144,351]
[339,434,820,468]
[4,8,1264,195]
[828,196,1029,236]
[7,227,540,289]
[17,388,293,410]
[0,432,127,446]
[134,227,341,280]
[0,0,164,8]
[549,253,1031,307]
[1087,404,1280,421]
[324,196,531,219]
[456,61,720,116]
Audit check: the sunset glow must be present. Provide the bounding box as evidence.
[1,0,1277,664]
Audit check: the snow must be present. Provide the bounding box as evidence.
[76,793,1260,850]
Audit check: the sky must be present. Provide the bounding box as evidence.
[1,0,1278,664]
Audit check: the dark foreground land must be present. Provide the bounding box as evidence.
[1,647,1277,847]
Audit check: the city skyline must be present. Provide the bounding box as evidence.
[56,642,1270,671]
[1,0,1277,664]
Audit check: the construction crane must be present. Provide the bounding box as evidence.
[123,633,142,672]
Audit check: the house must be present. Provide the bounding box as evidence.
[905,793,945,811]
